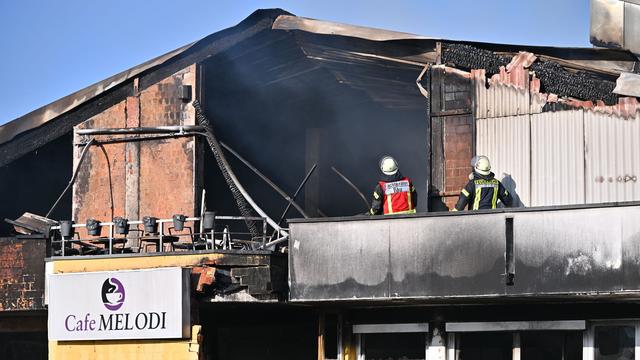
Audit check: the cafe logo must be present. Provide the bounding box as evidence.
[101,278,125,311]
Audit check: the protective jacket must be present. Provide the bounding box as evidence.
[454,172,512,211]
[370,172,417,215]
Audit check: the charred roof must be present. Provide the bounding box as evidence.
[0,8,638,166]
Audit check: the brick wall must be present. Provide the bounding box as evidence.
[72,65,198,237]
[430,65,475,210]
[443,115,474,209]
[0,238,46,311]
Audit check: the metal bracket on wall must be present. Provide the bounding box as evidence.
[505,215,515,286]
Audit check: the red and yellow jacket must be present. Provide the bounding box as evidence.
[370,173,417,215]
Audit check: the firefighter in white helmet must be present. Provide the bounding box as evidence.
[454,155,512,211]
[369,156,417,215]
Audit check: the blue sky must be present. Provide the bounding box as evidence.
[0,0,590,125]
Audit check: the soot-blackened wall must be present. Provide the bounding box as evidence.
[0,134,72,235]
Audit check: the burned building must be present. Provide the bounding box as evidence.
[0,7,639,360]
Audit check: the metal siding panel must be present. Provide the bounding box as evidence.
[476,116,531,206]
[585,111,640,203]
[531,110,585,206]
[388,215,505,297]
[509,207,624,295]
[289,204,640,301]
[475,81,532,119]
[590,0,625,48]
[289,221,391,300]
[624,2,640,54]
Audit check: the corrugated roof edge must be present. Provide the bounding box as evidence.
[273,14,638,60]
[0,8,292,147]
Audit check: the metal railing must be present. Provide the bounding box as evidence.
[49,215,284,257]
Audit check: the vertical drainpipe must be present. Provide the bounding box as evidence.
[417,62,432,212]
[318,311,326,360]
[125,77,141,248]
[505,215,515,286]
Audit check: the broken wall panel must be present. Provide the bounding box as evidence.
[585,110,640,203]
[476,115,531,207]
[474,77,532,119]
[472,68,546,120]
[530,111,585,207]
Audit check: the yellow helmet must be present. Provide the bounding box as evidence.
[475,155,491,176]
[379,156,398,176]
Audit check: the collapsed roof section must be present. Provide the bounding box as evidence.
[0,8,638,166]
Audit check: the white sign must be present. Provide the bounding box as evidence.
[48,267,190,341]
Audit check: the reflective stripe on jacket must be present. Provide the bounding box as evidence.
[454,172,513,211]
[370,176,417,215]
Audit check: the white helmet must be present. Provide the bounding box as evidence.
[379,156,398,176]
[475,155,491,176]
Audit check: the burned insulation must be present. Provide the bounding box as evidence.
[442,43,510,75]
[442,43,619,105]
[529,61,618,105]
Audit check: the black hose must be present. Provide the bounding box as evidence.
[192,100,259,238]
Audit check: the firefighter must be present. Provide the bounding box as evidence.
[369,156,417,215]
[453,155,513,211]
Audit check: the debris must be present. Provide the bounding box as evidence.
[4,213,57,235]
[220,141,308,218]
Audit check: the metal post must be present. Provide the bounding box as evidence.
[262,218,267,246]
[447,333,456,360]
[159,219,164,253]
[331,167,370,211]
[109,223,113,255]
[277,163,317,226]
[210,229,214,250]
[220,141,308,218]
[512,332,521,360]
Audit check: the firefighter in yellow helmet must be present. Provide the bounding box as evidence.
[454,155,512,211]
[370,156,417,215]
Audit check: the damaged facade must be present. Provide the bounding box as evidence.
[0,7,639,360]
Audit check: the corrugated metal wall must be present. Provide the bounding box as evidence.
[475,82,531,119]
[477,109,640,207]
[476,115,531,206]
[585,111,640,203]
[530,111,585,206]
